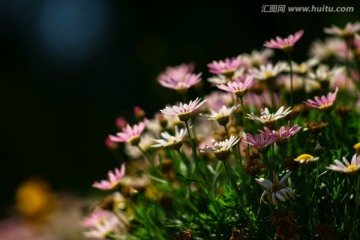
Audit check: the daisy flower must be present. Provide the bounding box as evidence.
[256,171,294,207]
[202,105,238,126]
[198,135,241,160]
[251,62,286,82]
[93,164,126,190]
[309,38,348,61]
[244,132,277,152]
[207,56,244,79]
[83,213,120,239]
[264,30,304,53]
[157,63,194,82]
[308,65,344,89]
[327,154,360,174]
[304,87,339,111]
[217,75,254,97]
[161,97,207,122]
[242,49,274,67]
[151,126,186,150]
[273,122,301,144]
[246,106,292,128]
[324,22,360,37]
[109,119,148,146]
[158,73,202,93]
[82,210,114,228]
[294,154,319,164]
[286,58,319,76]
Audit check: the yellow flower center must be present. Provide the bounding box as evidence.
[347,165,357,171]
[295,154,314,161]
[264,71,272,78]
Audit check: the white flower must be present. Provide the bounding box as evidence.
[199,136,240,160]
[327,154,360,174]
[152,126,186,149]
[256,171,294,207]
[242,49,274,67]
[286,58,319,75]
[83,213,120,239]
[161,97,207,121]
[246,106,292,127]
[251,62,286,81]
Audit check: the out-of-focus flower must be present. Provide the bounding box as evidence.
[294,154,319,164]
[354,34,360,57]
[278,74,320,93]
[264,30,304,53]
[205,91,233,111]
[244,91,280,110]
[217,75,254,97]
[308,65,344,89]
[251,62,286,82]
[286,58,319,76]
[242,49,274,67]
[256,171,294,207]
[157,63,194,82]
[83,212,121,239]
[124,133,154,159]
[158,73,202,93]
[161,97,207,122]
[116,117,127,129]
[246,106,292,128]
[202,105,239,126]
[16,179,56,222]
[304,87,339,111]
[244,132,277,152]
[207,56,244,79]
[327,154,360,174]
[82,210,114,228]
[93,164,126,190]
[309,38,348,60]
[198,135,240,160]
[134,106,146,120]
[354,142,360,155]
[324,22,360,37]
[105,136,118,150]
[109,119,148,146]
[151,126,186,149]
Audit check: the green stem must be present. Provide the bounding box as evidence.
[184,120,206,182]
[287,53,294,107]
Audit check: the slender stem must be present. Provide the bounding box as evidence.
[224,125,230,137]
[239,96,246,128]
[222,159,243,203]
[137,145,162,177]
[184,120,206,181]
[287,53,294,107]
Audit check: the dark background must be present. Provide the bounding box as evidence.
[0,0,358,213]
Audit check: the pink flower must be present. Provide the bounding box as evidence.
[304,87,339,110]
[92,164,126,190]
[158,73,202,92]
[262,122,301,144]
[109,118,148,145]
[217,75,254,97]
[157,63,194,82]
[324,22,360,37]
[264,30,304,53]
[82,210,113,228]
[244,132,277,152]
[207,56,244,77]
[161,97,207,121]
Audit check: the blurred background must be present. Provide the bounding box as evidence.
[0,0,358,224]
